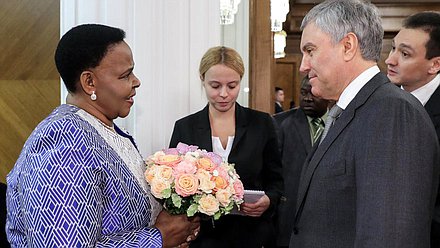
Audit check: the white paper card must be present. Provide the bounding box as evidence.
[229,190,265,215]
[243,190,265,203]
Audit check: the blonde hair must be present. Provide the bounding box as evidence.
[199,46,245,80]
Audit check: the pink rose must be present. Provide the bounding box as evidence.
[173,160,197,176]
[214,166,229,179]
[175,174,199,197]
[216,189,232,207]
[233,180,244,200]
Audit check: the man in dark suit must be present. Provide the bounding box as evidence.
[290,1,439,248]
[274,87,285,114]
[273,76,329,248]
[385,11,440,247]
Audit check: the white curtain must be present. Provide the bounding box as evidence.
[60,0,248,157]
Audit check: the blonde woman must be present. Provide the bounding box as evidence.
[170,46,283,248]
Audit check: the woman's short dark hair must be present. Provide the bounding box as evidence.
[54,24,126,93]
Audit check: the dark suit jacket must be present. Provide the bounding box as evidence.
[290,73,440,248]
[169,103,283,247]
[273,108,312,247]
[426,84,440,247]
[275,102,284,114]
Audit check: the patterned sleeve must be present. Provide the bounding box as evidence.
[6,118,163,247]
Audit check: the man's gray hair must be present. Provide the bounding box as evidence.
[301,0,383,62]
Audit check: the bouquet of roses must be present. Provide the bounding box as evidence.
[144,142,244,220]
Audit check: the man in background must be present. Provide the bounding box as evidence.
[291,0,439,247]
[273,76,329,248]
[385,11,440,247]
[275,87,285,113]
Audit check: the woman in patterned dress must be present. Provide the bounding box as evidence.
[6,24,199,248]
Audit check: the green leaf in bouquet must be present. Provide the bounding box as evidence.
[192,194,202,202]
[214,211,222,220]
[224,202,234,213]
[171,193,182,208]
[163,197,185,215]
[187,203,199,217]
[162,188,171,199]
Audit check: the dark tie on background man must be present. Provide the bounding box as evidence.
[311,117,324,145]
[319,105,343,145]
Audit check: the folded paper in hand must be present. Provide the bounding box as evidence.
[230,190,265,215]
[243,190,265,203]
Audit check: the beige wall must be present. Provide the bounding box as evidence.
[0,0,60,183]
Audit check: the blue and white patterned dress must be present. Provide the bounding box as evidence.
[6,104,163,247]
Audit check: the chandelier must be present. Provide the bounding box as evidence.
[270,0,289,32]
[271,0,289,58]
[274,30,287,58]
[220,0,242,25]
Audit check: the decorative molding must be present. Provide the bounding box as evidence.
[0,0,60,182]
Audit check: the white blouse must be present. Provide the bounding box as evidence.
[212,136,235,162]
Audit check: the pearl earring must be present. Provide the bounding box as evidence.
[91,91,97,101]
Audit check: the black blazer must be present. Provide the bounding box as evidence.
[426,84,440,247]
[273,108,312,247]
[275,102,284,114]
[169,103,283,212]
[170,103,283,247]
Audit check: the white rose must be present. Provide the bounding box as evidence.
[197,170,215,193]
[150,178,170,199]
[198,194,220,216]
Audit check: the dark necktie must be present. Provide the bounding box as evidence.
[311,118,324,145]
[319,105,343,145]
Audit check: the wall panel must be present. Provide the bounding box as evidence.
[0,0,60,182]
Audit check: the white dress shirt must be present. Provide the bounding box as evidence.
[337,65,381,110]
[407,74,440,106]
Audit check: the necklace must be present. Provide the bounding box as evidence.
[95,117,115,132]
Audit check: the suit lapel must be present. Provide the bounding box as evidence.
[231,104,248,152]
[294,73,389,219]
[195,105,213,151]
[293,109,313,153]
[425,84,440,119]
[198,104,248,153]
